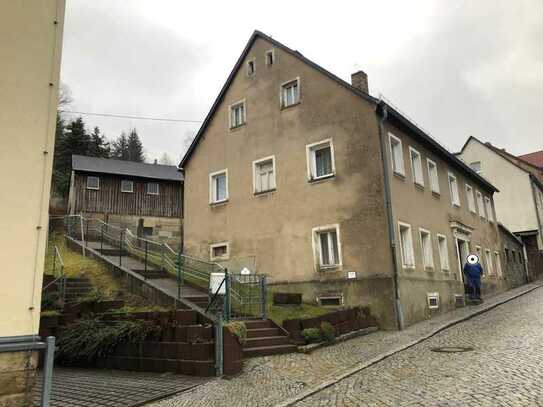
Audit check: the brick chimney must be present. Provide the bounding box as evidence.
[351,70,368,93]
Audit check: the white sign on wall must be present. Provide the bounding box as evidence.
[209,272,226,295]
[347,271,357,279]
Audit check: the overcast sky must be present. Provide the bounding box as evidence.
[60,0,543,163]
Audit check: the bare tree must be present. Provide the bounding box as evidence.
[58,82,73,108]
[159,152,173,165]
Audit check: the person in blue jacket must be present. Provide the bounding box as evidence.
[463,254,483,302]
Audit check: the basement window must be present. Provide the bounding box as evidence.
[121,180,133,193]
[86,176,100,190]
[317,294,343,307]
[427,292,440,309]
[210,242,229,261]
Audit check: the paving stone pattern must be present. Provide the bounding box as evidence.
[33,368,206,407]
[151,284,541,407]
[298,287,543,406]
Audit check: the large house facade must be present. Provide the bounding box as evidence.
[68,155,184,246]
[180,31,505,329]
[457,137,543,279]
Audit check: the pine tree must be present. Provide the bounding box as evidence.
[111,132,129,160]
[127,128,145,162]
[89,127,110,158]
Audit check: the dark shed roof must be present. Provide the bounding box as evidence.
[72,155,183,182]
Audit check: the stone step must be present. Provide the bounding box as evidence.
[245,335,290,348]
[244,319,273,329]
[246,327,279,338]
[243,344,297,358]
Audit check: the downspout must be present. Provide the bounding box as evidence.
[377,102,404,330]
[529,175,543,249]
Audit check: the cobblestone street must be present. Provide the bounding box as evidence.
[150,283,542,407]
[298,286,543,406]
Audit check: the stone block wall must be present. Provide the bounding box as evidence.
[0,350,38,406]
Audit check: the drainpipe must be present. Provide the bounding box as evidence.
[377,101,404,330]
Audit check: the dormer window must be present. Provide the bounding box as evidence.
[281,78,300,108]
[247,59,255,76]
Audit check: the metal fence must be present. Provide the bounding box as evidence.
[226,273,267,320]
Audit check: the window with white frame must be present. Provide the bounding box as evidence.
[427,292,440,309]
[147,182,159,195]
[253,156,276,193]
[121,180,133,193]
[399,222,415,268]
[437,234,449,271]
[484,197,494,222]
[265,49,274,66]
[210,242,229,261]
[476,190,485,218]
[494,251,502,277]
[281,78,300,107]
[448,173,460,206]
[419,228,434,269]
[210,170,228,204]
[307,139,335,180]
[427,159,440,194]
[86,176,99,190]
[389,133,405,176]
[476,245,483,275]
[409,147,424,187]
[313,225,342,268]
[470,161,482,174]
[230,101,246,129]
[466,184,476,213]
[485,249,493,275]
[247,59,255,76]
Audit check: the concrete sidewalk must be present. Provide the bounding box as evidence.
[149,282,543,407]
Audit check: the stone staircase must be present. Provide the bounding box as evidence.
[63,277,93,303]
[243,319,297,358]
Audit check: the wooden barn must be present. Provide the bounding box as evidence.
[68,155,183,245]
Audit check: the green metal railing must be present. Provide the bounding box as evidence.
[42,245,66,305]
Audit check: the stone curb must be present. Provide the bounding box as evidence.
[297,327,379,354]
[275,283,543,407]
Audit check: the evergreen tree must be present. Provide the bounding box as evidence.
[89,127,110,158]
[111,132,130,160]
[127,128,145,162]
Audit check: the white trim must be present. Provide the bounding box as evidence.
[436,233,450,271]
[484,196,494,222]
[86,176,100,190]
[419,227,434,269]
[280,77,300,108]
[465,184,476,213]
[228,99,246,129]
[448,172,460,207]
[409,146,424,187]
[427,292,440,309]
[306,138,336,181]
[398,221,415,269]
[246,58,256,76]
[146,182,159,195]
[209,169,229,204]
[426,158,440,194]
[476,190,486,219]
[210,241,230,261]
[312,224,343,270]
[120,180,133,193]
[252,155,276,194]
[388,133,405,176]
[265,49,275,66]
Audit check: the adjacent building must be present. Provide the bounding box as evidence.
[0,1,65,404]
[180,31,506,329]
[68,155,183,246]
[457,137,543,280]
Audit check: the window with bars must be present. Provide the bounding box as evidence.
[230,101,246,128]
[253,157,276,193]
[281,79,300,107]
[210,170,228,204]
[307,140,334,180]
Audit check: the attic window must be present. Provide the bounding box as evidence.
[265,49,274,66]
[427,292,440,309]
[86,176,99,190]
[247,59,255,76]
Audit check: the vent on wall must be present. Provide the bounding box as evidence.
[454,294,466,308]
[427,292,440,310]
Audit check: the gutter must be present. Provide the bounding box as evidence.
[376,102,404,330]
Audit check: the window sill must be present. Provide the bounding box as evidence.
[431,191,440,198]
[452,203,461,209]
[210,199,229,207]
[308,174,335,184]
[424,266,435,272]
[254,188,276,196]
[414,182,425,191]
[442,268,450,273]
[281,101,300,111]
[318,264,342,272]
[403,265,416,271]
[393,171,406,181]
[211,256,229,262]
[86,187,99,191]
[229,124,246,132]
